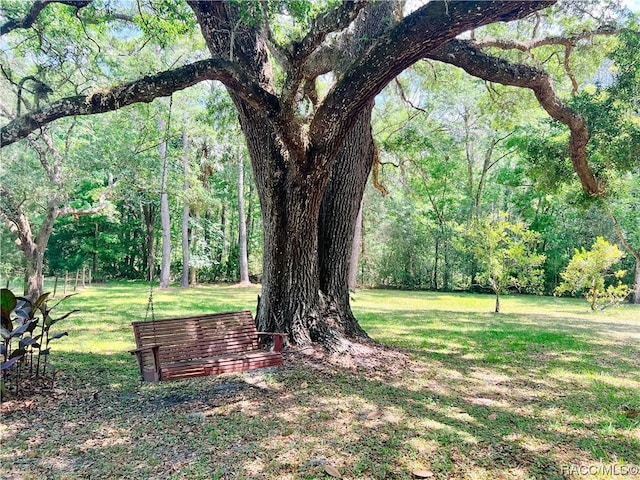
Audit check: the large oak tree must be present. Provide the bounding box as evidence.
[3,0,621,347]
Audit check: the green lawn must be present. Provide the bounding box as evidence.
[1,283,639,480]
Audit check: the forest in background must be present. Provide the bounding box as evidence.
[1,0,638,305]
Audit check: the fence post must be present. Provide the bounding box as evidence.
[64,271,69,296]
[53,275,59,298]
[82,267,86,288]
[74,270,79,292]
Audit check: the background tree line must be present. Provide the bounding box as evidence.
[2,56,637,300]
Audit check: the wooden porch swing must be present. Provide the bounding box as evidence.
[130,287,286,382]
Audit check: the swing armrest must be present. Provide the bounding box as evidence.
[130,345,161,382]
[256,332,288,352]
[129,344,160,354]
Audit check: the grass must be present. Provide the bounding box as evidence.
[1,283,639,480]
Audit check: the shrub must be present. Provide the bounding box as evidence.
[1,288,77,398]
[555,237,630,310]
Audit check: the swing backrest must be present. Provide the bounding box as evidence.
[131,310,260,361]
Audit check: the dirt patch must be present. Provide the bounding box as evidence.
[283,339,414,376]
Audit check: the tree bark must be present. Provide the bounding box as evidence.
[158,118,171,289]
[181,132,190,288]
[317,107,374,340]
[218,202,228,279]
[190,211,200,285]
[237,148,251,286]
[23,249,45,300]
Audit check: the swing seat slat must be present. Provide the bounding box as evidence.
[130,310,286,382]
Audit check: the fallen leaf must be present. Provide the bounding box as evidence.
[412,470,434,478]
[621,405,639,418]
[488,413,498,421]
[324,464,342,478]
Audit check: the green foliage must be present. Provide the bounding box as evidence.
[134,0,196,48]
[462,213,546,312]
[556,237,630,310]
[1,288,77,398]
[0,223,24,283]
[508,123,574,193]
[610,26,640,106]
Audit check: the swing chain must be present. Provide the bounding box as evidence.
[145,283,156,322]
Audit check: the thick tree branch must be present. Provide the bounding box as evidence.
[471,24,619,51]
[295,1,368,64]
[1,0,91,36]
[280,1,368,138]
[425,39,603,196]
[1,58,280,147]
[310,1,555,158]
[259,1,291,70]
[473,25,620,94]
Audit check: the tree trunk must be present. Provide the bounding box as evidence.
[190,211,199,285]
[189,0,375,348]
[443,236,452,291]
[158,118,171,289]
[317,107,374,340]
[433,235,440,290]
[246,177,255,261]
[348,200,363,291]
[24,251,44,300]
[633,257,640,304]
[237,148,251,286]
[142,203,156,282]
[494,289,500,313]
[93,222,99,278]
[216,202,227,279]
[186,0,546,349]
[314,2,396,341]
[232,98,338,346]
[181,132,190,288]
[19,197,58,299]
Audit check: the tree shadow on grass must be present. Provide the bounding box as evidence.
[2,339,638,480]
